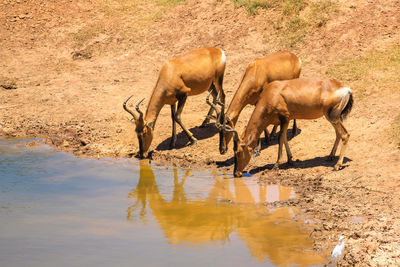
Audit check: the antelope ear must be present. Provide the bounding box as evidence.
[146,121,154,129]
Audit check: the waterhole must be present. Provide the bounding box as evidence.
[0,138,326,266]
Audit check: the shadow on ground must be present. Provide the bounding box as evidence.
[248,156,353,175]
[216,128,301,168]
[155,123,218,151]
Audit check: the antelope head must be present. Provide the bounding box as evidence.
[220,123,253,177]
[123,96,154,158]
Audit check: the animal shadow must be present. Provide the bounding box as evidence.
[259,128,301,151]
[155,123,218,151]
[216,128,302,168]
[248,156,352,175]
[216,156,235,168]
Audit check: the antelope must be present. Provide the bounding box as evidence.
[123,47,226,158]
[208,51,302,155]
[226,77,353,177]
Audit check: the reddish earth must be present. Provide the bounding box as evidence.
[1,0,400,265]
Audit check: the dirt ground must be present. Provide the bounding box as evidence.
[1,0,400,265]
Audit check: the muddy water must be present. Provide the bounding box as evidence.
[0,138,327,267]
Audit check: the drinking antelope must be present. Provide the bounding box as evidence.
[208,51,302,155]
[226,77,353,177]
[123,47,226,158]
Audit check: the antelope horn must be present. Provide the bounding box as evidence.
[222,123,239,142]
[216,92,224,107]
[215,95,226,127]
[123,95,138,121]
[136,98,145,122]
[206,91,221,118]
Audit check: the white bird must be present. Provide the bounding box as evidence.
[331,235,345,265]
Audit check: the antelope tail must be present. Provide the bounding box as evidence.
[328,87,353,121]
[340,89,353,121]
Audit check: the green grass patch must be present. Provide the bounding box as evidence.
[232,0,336,47]
[281,0,306,16]
[308,0,336,27]
[232,0,277,15]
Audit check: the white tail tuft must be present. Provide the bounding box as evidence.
[335,87,352,98]
[220,49,226,64]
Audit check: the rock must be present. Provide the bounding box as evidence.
[0,79,17,90]
[80,139,89,146]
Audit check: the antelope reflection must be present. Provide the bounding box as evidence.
[127,160,325,266]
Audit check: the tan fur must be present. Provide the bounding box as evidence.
[219,51,301,155]
[233,77,353,177]
[124,47,226,158]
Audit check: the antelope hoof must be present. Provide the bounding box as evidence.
[273,163,280,170]
[234,171,243,177]
[188,138,197,146]
[287,158,294,166]
[333,164,341,171]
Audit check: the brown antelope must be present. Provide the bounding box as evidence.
[208,51,302,155]
[225,77,353,177]
[123,47,226,158]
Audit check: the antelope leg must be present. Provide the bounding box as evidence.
[274,118,290,169]
[263,129,270,145]
[292,119,298,136]
[176,94,197,145]
[331,121,350,170]
[170,104,177,148]
[270,125,278,137]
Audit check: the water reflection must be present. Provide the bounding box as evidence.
[1,138,327,267]
[127,160,325,266]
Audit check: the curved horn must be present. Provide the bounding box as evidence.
[206,91,221,117]
[206,91,225,128]
[222,124,239,142]
[123,95,138,121]
[136,98,145,122]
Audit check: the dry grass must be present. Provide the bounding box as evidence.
[70,0,186,50]
[326,41,400,146]
[232,0,277,14]
[278,0,337,47]
[326,41,400,97]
